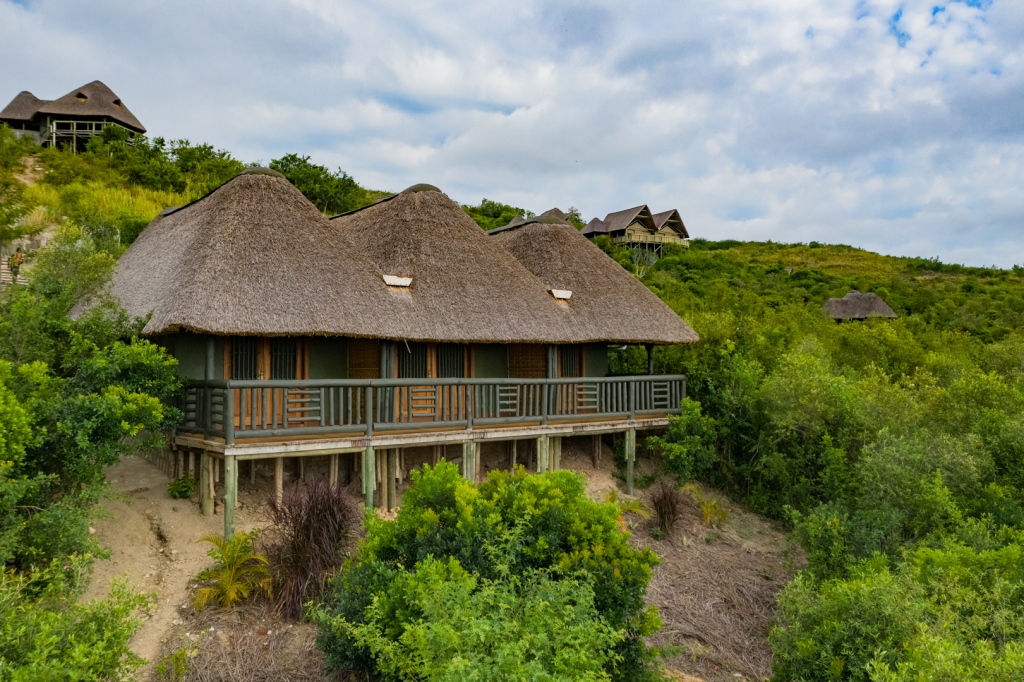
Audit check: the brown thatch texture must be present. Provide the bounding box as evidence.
[0,91,44,121]
[332,188,580,343]
[111,168,409,338]
[651,209,689,238]
[581,204,655,236]
[490,220,699,344]
[823,290,898,320]
[35,81,145,132]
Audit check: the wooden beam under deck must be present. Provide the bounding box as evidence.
[175,416,671,459]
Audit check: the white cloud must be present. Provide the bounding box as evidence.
[1,0,1022,265]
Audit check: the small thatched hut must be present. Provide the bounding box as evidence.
[823,291,898,321]
[0,80,144,148]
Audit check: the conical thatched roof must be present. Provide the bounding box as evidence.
[111,168,407,338]
[331,187,577,343]
[489,218,699,344]
[823,291,898,321]
[35,81,145,132]
[0,91,45,121]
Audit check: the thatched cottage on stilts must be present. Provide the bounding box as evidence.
[110,168,698,539]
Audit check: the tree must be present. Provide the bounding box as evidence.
[269,153,367,214]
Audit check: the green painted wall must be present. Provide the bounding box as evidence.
[156,332,223,380]
[474,344,508,378]
[308,337,349,379]
[585,343,608,377]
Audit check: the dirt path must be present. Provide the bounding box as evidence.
[83,456,264,679]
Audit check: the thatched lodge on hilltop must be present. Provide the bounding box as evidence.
[582,204,690,252]
[824,291,898,321]
[0,80,145,149]
[110,168,698,538]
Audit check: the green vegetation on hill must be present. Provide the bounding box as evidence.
[462,197,533,230]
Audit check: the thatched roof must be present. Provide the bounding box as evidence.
[111,168,408,338]
[34,81,145,132]
[652,209,689,238]
[489,217,699,344]
[582,205,656,237]
[331,187,579,343]
[823,291,898,320]
[0,91,45,122]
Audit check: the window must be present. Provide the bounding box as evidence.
[560,345,582,377]
[348,338,381,379]
[508,344,547,378]
[437,344,466,378]
[398,342,428,378]
[232,337,258,380]
[270,338,297,379]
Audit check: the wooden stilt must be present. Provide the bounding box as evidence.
[188,450,195,478]
[625,428,636,495]
[474,443,482,482]
[200,451,213,517]
[551,437,561,471]
[461,442,475,481]
[376,450,385,508]
[298,457,304,483]
[329,454,338,486]
[536,436,549,474]
[432,445,442,466]
[177,450,184,479]
[341,453,351,486]
[274,457,284,506]
[214,458,220,484]
[362,447,375,508]
[592,435,601,468]
[224,456,237,540]
[387,450,398,511]
[249,458,256,485]
[510,440,517,469]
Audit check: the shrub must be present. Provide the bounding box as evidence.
[647,397,717,481]
[261,479,359,619]
[651,483,681,535]
[167,475,196,500]
[317,463,663,681]
[193,531,272,610]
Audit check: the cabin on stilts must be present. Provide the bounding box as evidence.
[581,205,690,254]
[109,168,699,539]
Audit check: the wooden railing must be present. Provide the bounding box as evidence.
[180,375,687,444]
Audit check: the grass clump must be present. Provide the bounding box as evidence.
[194,531,272,610]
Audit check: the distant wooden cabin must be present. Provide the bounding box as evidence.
[581,204,690,252]
[0,80,145,150]
[823,291,898,321]
[108,169,698,537]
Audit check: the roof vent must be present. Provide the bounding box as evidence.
[75,92,87,101]
[550,289,572,300]
[113,99,122,107]
[383,275,412,287]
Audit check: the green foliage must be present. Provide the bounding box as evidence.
[462,198,533,230]
[167,476,196,500]
[0,557,148,680]
[194,531,272,610]
[647,397,717,481]
[317,463,663,681]
[269,153,381,215]
[320,558,622,682]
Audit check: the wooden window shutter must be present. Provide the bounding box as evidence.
[507,344,547,378]
[348,338,381,379]
[559,345,582,378]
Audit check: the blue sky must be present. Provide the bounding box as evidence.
[1,0,1022,266]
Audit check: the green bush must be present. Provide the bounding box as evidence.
[647,397,717,481]
[167,476,196,500]
[316,463,663,681]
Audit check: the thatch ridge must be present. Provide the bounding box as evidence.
[0,91,45,121]
[111,170,409,338]
[35,81,145,133]
[652,209,689,238]
[332,188,582,343]
[490,221,699,345]
[823,291,898,320]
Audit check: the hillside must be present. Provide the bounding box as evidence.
[3,125,1024,680]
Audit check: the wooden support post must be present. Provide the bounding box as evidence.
[475,442,482,482]
[188,450,195,478]
[249,459,256,485]
[177,450,184,479]
[625,428,636,495]
[510,440,517,469]
[341,453,351,486]
[386,449,398,511]
[376,450,385,509]
[592,435,601,468]
[329,453,338,487]
[297,457,304,482]
[274,457,284,506]
[462,442,475,481]
[536,436,549,474]
[432,445,442,467]
[362,447,375,508]
[224,456,237,540]
[551,437,561,471]
[200,451,213,517]
[214,458,220,484]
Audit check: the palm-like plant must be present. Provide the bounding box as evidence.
[604,489,652,531]
[193,531,272,610]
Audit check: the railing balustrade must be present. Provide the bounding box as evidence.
[179,375,686,444]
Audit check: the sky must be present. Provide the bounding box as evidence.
[1,0,1022,267]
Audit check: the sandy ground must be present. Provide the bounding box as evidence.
[86,443,792,682]
[83,455,266,679]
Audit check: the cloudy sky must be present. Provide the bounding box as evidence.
[1,0,1022,266]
